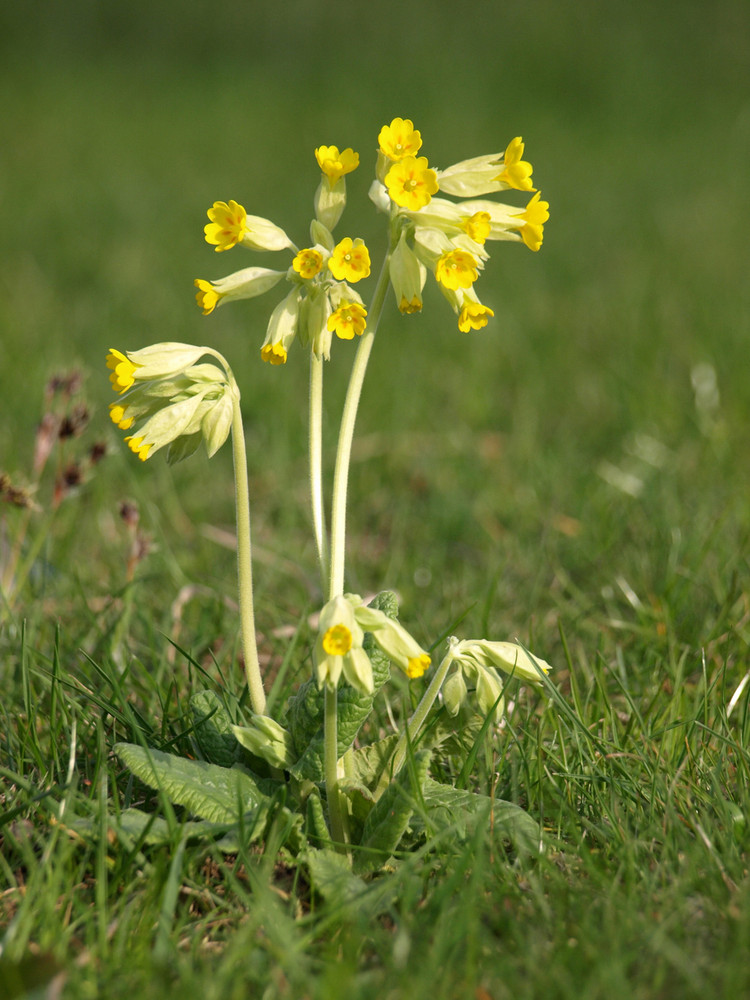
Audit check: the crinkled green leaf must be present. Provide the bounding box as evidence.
[190,690,242,767]
[411,778,541,855]
[305,788,331,848]
[287,591,400,782]
[346,733,400,789]
[304,847,399,918]
[73,807,234,847]
[354,749,431,875]
[114,742,272,825]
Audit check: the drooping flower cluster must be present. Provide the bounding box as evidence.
[194,146,371,365]
[106,344,234,463]
[370,118,549,331]
[442,637,551,721]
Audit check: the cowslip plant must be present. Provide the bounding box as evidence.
[104,119,552,870]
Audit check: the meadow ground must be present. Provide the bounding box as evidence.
[1,2,750,997]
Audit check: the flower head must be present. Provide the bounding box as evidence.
[328,237,371,283]
[194,266,285,315]
[350,597,431,679]
[462,211,492,244]
[435,249,479,291]
[385,156,439,211]
[292,248,325,280]
[494,136,535,191]
[204,200,292,253]
[315,596,374,693]
[204,199,247,252]
[327,302,367,340]
[260,288,301,365]
[458,298,495,332]
[389,231,426,314]
[514,191,550,251]
[378,117,422,160]
[107,349,138,393]
[107,346,234,463]
[315,145,359,186]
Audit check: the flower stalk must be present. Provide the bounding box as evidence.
[328,250,392,600]
[229,377,266,715]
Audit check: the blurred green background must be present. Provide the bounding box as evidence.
[2,0,749,640]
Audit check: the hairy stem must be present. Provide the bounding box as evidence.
[328,252,392,600]
[309,351,329,593]
[229,383,266,715]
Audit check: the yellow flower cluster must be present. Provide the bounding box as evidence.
[372,118,549,332]
[106,345,233,463]
[194,141,373,364]
[190,118,549,361]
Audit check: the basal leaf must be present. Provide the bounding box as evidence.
[114,742,272,826]
[304,847,399,919]
[190,690,242,767]
[411,778,541,855]
[354,749,431,875]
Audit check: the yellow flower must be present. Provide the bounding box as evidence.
[292,248,325,280]
[435,249,479,290]
[314,145,359,186]
[204,200,247,252]
[462,211,491,244]
[124,435,152,462]
[328,237,371,283]
[378,117,422,160]
[327,302,367,340]
[495,136,535,192]
[260,289,300,365]
[260,342,288,365]
[385,156,439,211]
[194,267,285,315]
[315,596,373,693]
[515,191,550,251]
[109,403,134,430]
[351,597,432,680]
[389,231,426,314]
[458,300,494,332]
[203,201,292,253]
[106,349,138,393]
[194,279,220,315]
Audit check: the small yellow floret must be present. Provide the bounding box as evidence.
[124,436,151,462]
[435,250,479,291]
[328,238,371,283]
[260,342,288,365]
[106,349,138,393]
[458,302,494,332]
[517,191,550,251]
[378,118,422,160]
[315,145,359,185]
[204,200,247,252]
[495,137,535,192]
[463,212,491,244]
[323,624,353,656]
[406,654,431,679]
[293,248,324,280]
[399,295,422,315]
[327,302,367,340]
[109,403,134,430]
[384,156,439,211]
[194,278,220,315]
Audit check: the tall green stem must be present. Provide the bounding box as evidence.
[309,351,329,592]
[229,384,266,716]
[328,252,392,600]
[324,685,348,851]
